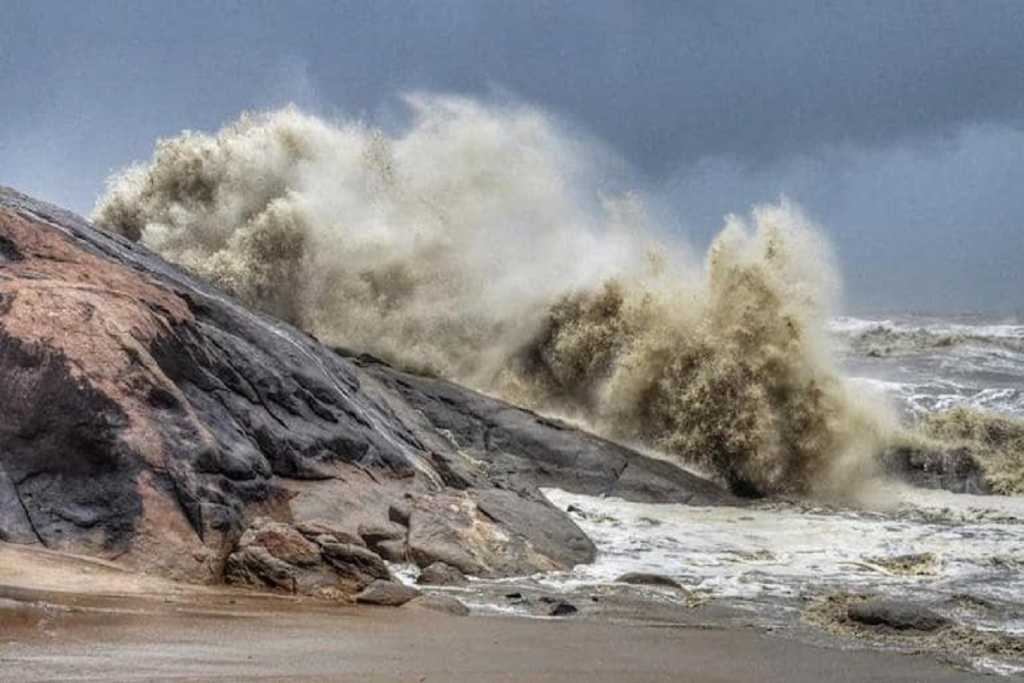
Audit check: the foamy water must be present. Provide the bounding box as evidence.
[538,486,1024,674]
[542,487,1024,616]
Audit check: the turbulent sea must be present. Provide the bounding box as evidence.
[491,314,1024,675]
[834,313,1024,419]
[90,100,1023,674]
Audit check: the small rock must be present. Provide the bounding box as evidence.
[405,594,470,616]
[355,579,421,606]
[548,601,578,616]
[416,561,467,586]
[615,572,683,590]
[320,542,392,584]
[388,502,412,527]
[374,539,407,562]
[847,599,950,632]
[358,521,407,546]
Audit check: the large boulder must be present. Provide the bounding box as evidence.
[416,561,467,586]
[0,186,733,592]
[355,579,421,606]
[224,517,391,596]
[405,593,470,616]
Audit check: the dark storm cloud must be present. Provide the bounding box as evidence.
[1,1,1022,310]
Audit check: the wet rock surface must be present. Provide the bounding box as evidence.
[0,186,734,599]
[356,579,421,606]
[404,593,471,616]
[416,561,467,586]
[224,517,391,596]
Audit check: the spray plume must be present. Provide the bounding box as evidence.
[94,96,896,496]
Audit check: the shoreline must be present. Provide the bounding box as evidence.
[1,588,989,683]
[0,544,991,682]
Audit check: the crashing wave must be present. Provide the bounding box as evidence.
[95,99,903,497]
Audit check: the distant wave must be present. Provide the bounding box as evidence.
[830,316,1024,357]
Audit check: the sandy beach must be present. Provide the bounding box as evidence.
[2,593,992,682]
[0,546,989,683]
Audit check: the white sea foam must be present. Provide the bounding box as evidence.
[541,487,1024,628]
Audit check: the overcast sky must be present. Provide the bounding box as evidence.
[2,1,1022,312]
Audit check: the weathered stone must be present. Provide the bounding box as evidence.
[224,518,383,597]
[405,593,470,616]
[225,546,301,593]
[388,502,412,527]
[374,539,407,562]
[295,520,365,547]
[358,521,407,546]
[355,580,421,606]
[406,489,594,577]
[239,518,321,567]
[319,542,392,586]
[847,599,950,632]
[473,488,595,569]
[416,561,467,586]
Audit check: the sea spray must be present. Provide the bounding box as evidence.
[94,97,895,496]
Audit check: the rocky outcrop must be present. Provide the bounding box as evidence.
[224,517,392,597]
[0,186,733,600]
[405,593,470,616]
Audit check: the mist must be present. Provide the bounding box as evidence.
[94,99,898,496]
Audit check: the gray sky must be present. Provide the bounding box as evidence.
[2,1,1022,312]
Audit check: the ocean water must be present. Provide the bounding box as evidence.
[831,313,1024,419]
[530,314,1024,674]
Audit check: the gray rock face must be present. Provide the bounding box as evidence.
[354,357,733,506]
[0,186,734,592]
[373,539,407,562]
[319,541,392,585]
[847,599,950,632]
[416,561,467,586]
[358,521,407,546]
[355,580,421,606]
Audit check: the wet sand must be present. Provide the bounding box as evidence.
[0,544,989,682]
[1,591,991,682]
